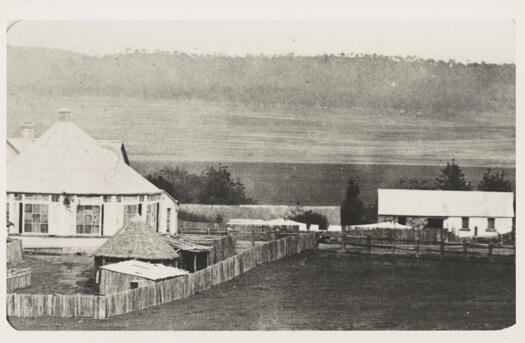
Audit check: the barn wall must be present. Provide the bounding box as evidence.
[99,269,156,295]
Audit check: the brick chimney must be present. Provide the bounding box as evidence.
[20,122,35,139]
[58,107,71,121]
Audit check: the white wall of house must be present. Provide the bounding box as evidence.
[159,192,178,234]
[7,193,176,239]
[443,216,512,237]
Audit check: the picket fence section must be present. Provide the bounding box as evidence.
[7,268,32,292]
[7,233,317,319]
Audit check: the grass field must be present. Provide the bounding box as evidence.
[7,94,514,167]
[8,250,515,330]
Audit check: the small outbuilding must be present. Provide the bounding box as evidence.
[97,260,188,295]
[93,218,180,270]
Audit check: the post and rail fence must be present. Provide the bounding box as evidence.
[321,229,514,261]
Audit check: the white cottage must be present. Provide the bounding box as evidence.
[6,108,179,250]
[378,189,514,237]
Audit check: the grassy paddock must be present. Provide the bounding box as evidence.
[8,250,514,330]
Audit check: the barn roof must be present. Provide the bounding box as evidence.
[101,260,188,281]
[94,219,180,260]
[378,189,514,218]
[6,119,160,195]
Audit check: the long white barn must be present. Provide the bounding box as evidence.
[378,189,514,237]
[6,108,178,250]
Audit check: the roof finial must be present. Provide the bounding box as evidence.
[58,108,71,121]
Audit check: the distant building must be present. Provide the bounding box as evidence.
[378,189,514,237]
[6,108,178,249]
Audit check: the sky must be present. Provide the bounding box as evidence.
[6,20,515,63]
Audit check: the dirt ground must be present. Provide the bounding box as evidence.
[9,254,98,295]
[8,250,515,330]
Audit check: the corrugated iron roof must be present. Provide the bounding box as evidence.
[378,189,514,218]
[7,121,160,194]
[101,260,188,281]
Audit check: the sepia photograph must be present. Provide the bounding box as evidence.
[1,2,519,333]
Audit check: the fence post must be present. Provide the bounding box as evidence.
[439,228,445,259]
[488,243,493,261]
[415,237,420,257]
[251,229,256,247]
[366,235,371,254]
[463,240,468,260]
[341,227,347,252]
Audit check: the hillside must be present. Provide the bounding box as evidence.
[6,46,515,167]
[7,46,515,112]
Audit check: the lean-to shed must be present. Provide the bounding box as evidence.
[161,234,212,272]
[97,259,188,295]
[93,218,180,269]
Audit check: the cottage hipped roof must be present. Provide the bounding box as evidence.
[101,260,188,281]
[8,137,130,165]
[94,220,180,260]
[378,189,514,218]
[7,120,159,194]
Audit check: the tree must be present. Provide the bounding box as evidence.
[477,169,513,192]
[147,166,203,203]
[435,159,472,190]
[363,200,378,224]
[289,210,328,231]
[340,177,365,226]
[198,165,254,205]
[396,177,435,190]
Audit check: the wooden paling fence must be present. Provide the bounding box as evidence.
[179,219,299,242]
[6,294,107,319]
[7,268,31,292]
[7,239,23,264]
[7,233,317,319]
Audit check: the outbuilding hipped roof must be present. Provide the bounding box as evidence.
[7,120,159,194]
[94,219,180,260]
[378,189,514,218]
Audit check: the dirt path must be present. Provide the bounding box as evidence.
[8,250,515,330]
